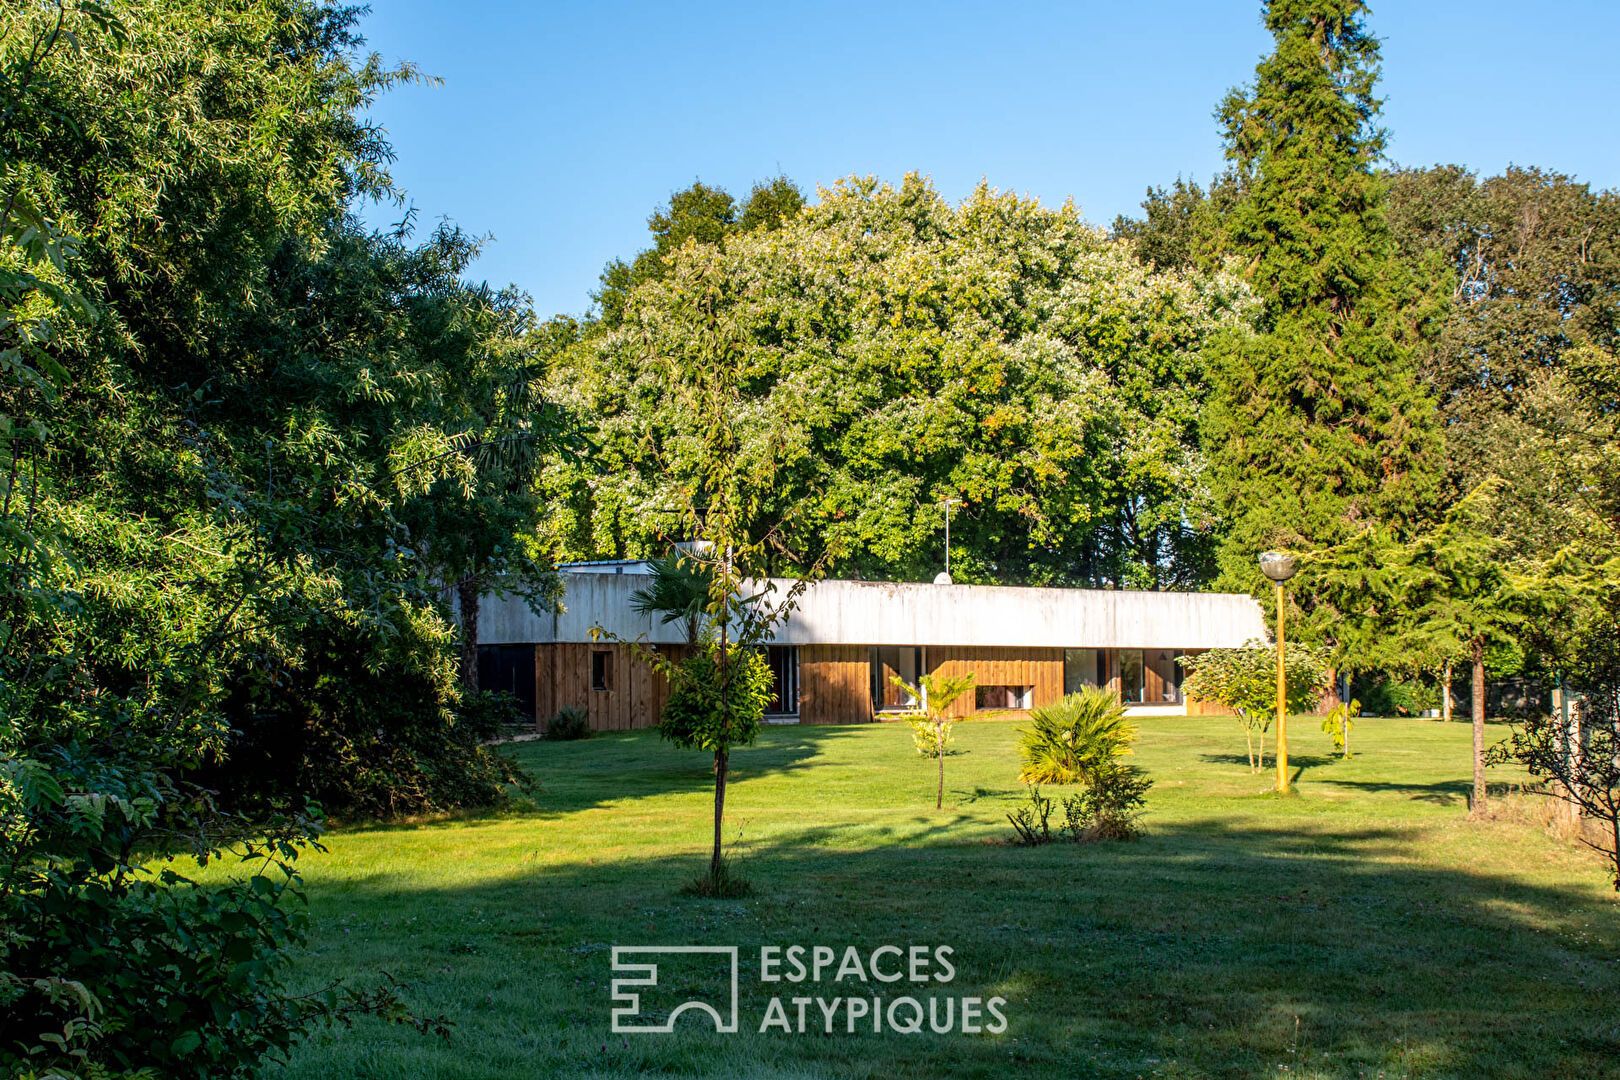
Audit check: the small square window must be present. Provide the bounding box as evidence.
[591,650,613,692]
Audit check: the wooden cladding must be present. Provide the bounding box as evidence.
[533,642,683,733]
[525,641,1228,732]
[798,645,871,726]
[924,646,1065,719]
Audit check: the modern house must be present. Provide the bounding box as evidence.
[476,562,1271,732]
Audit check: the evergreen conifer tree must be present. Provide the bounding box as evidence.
[1205,0,1440,609]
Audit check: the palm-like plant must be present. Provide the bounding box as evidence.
[890,672,976,809]
[629,552,713,646]
[1017,688,1137,785]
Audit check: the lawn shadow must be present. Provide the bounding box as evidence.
[1199,751,1338,770]
[340,725,879,833]
[1314,777,1519,806]
[288,808,1620,1080]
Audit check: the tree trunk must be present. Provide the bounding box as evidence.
[712,544,731,881]
[710,746,727,882]
[936,718,945,809]
[457,575,480,692]
[1442,663,1453,722]
[1245,725,1256,773]
[1471,637,1486,816]
[712,748,728,879]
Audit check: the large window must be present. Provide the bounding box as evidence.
[764,645,799,716]
[1119,649,1145,704]
[1063,648,1103,695]
[476,645,536,719]
[870,646,922,712]
[1147,649,1181,704]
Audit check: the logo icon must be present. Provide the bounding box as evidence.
[610,946,739,1033]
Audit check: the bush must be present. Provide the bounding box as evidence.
[201,624,528,820]
[0,746,450,1079]
[1017,689,1136,784]
[1060,766,1153,840]
[1354,674,1439,717]
[1007,769,1154,845]
[545,705,592,741]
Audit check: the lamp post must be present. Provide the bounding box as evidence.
[1258,551,1298,793]
[934,498,960,585]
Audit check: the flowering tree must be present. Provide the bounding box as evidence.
[539,175,1256,590]
[1180,643,1330,772]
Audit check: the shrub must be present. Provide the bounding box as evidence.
[1007,769,1154,845]
[1017,689,1136,784]
[1060,766,1154,840]
[203,625,529,819]
[1007,786,1056,845]
[0,746,450,1079]
[1354,675,1438,717]
[546,705,592,741]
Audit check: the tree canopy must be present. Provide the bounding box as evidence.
[543,174,1257,588]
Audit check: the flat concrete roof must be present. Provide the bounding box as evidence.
[479,572,1267,651]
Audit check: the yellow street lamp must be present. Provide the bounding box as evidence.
[1258,551,1298,793]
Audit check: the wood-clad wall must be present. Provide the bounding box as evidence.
[532,643,684,733]
[924,646,1064,719]
[798,645,871,725]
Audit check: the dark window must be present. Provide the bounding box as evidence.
[975,685,1032,710]
[591,650,613,692]
[1063,648,1102,695]
[870,646,922,711]
[765,645,799,715]
[475,645,536,719]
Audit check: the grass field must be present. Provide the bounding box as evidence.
[263,716,1619,1079]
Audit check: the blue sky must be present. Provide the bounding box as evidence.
[355,1,1620,320]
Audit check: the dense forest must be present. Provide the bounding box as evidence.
[1,0,1616,1076]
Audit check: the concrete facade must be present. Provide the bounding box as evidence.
[480,567,1270,729]
[479,571,1268,652]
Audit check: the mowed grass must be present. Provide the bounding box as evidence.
[259,716,1620,1079]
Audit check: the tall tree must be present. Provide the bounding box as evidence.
[1204,0,1440,614]
[545,175,1255,588]
[0,2,515,1072]
[591,176,805,327]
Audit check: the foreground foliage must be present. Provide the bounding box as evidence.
[1015,688,1137,785]
[2,1,555,1073]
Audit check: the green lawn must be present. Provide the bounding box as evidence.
[264,716,1620,1079]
